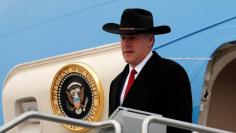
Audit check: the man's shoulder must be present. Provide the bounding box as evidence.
[153,52,183,68]
[111,64,129,83]
[151,52,187,73]
[162,58,182,68]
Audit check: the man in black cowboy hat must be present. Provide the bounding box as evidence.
[103,8,192,132]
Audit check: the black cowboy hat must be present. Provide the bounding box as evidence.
[102,8,171,35]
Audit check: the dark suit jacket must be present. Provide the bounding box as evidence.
[109,51,192,133]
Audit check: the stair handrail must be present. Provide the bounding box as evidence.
[0,111,121,133]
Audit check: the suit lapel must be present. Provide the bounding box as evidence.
[112,65,129,106]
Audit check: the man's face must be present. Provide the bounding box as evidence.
[120,34,154,67]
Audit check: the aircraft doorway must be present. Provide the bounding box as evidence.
[199,42,236,132]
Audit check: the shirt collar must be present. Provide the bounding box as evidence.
[129,51,153,74]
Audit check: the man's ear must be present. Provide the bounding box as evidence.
[147,35,154,48]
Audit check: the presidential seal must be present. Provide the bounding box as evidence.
[51,63,104,132]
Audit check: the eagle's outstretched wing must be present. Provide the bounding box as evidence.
[66,90,73,104]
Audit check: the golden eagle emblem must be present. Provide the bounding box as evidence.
[51,63,104,132]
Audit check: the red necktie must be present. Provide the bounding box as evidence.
[124,69,137,98]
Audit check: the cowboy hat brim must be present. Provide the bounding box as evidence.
[102,23,171,35]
